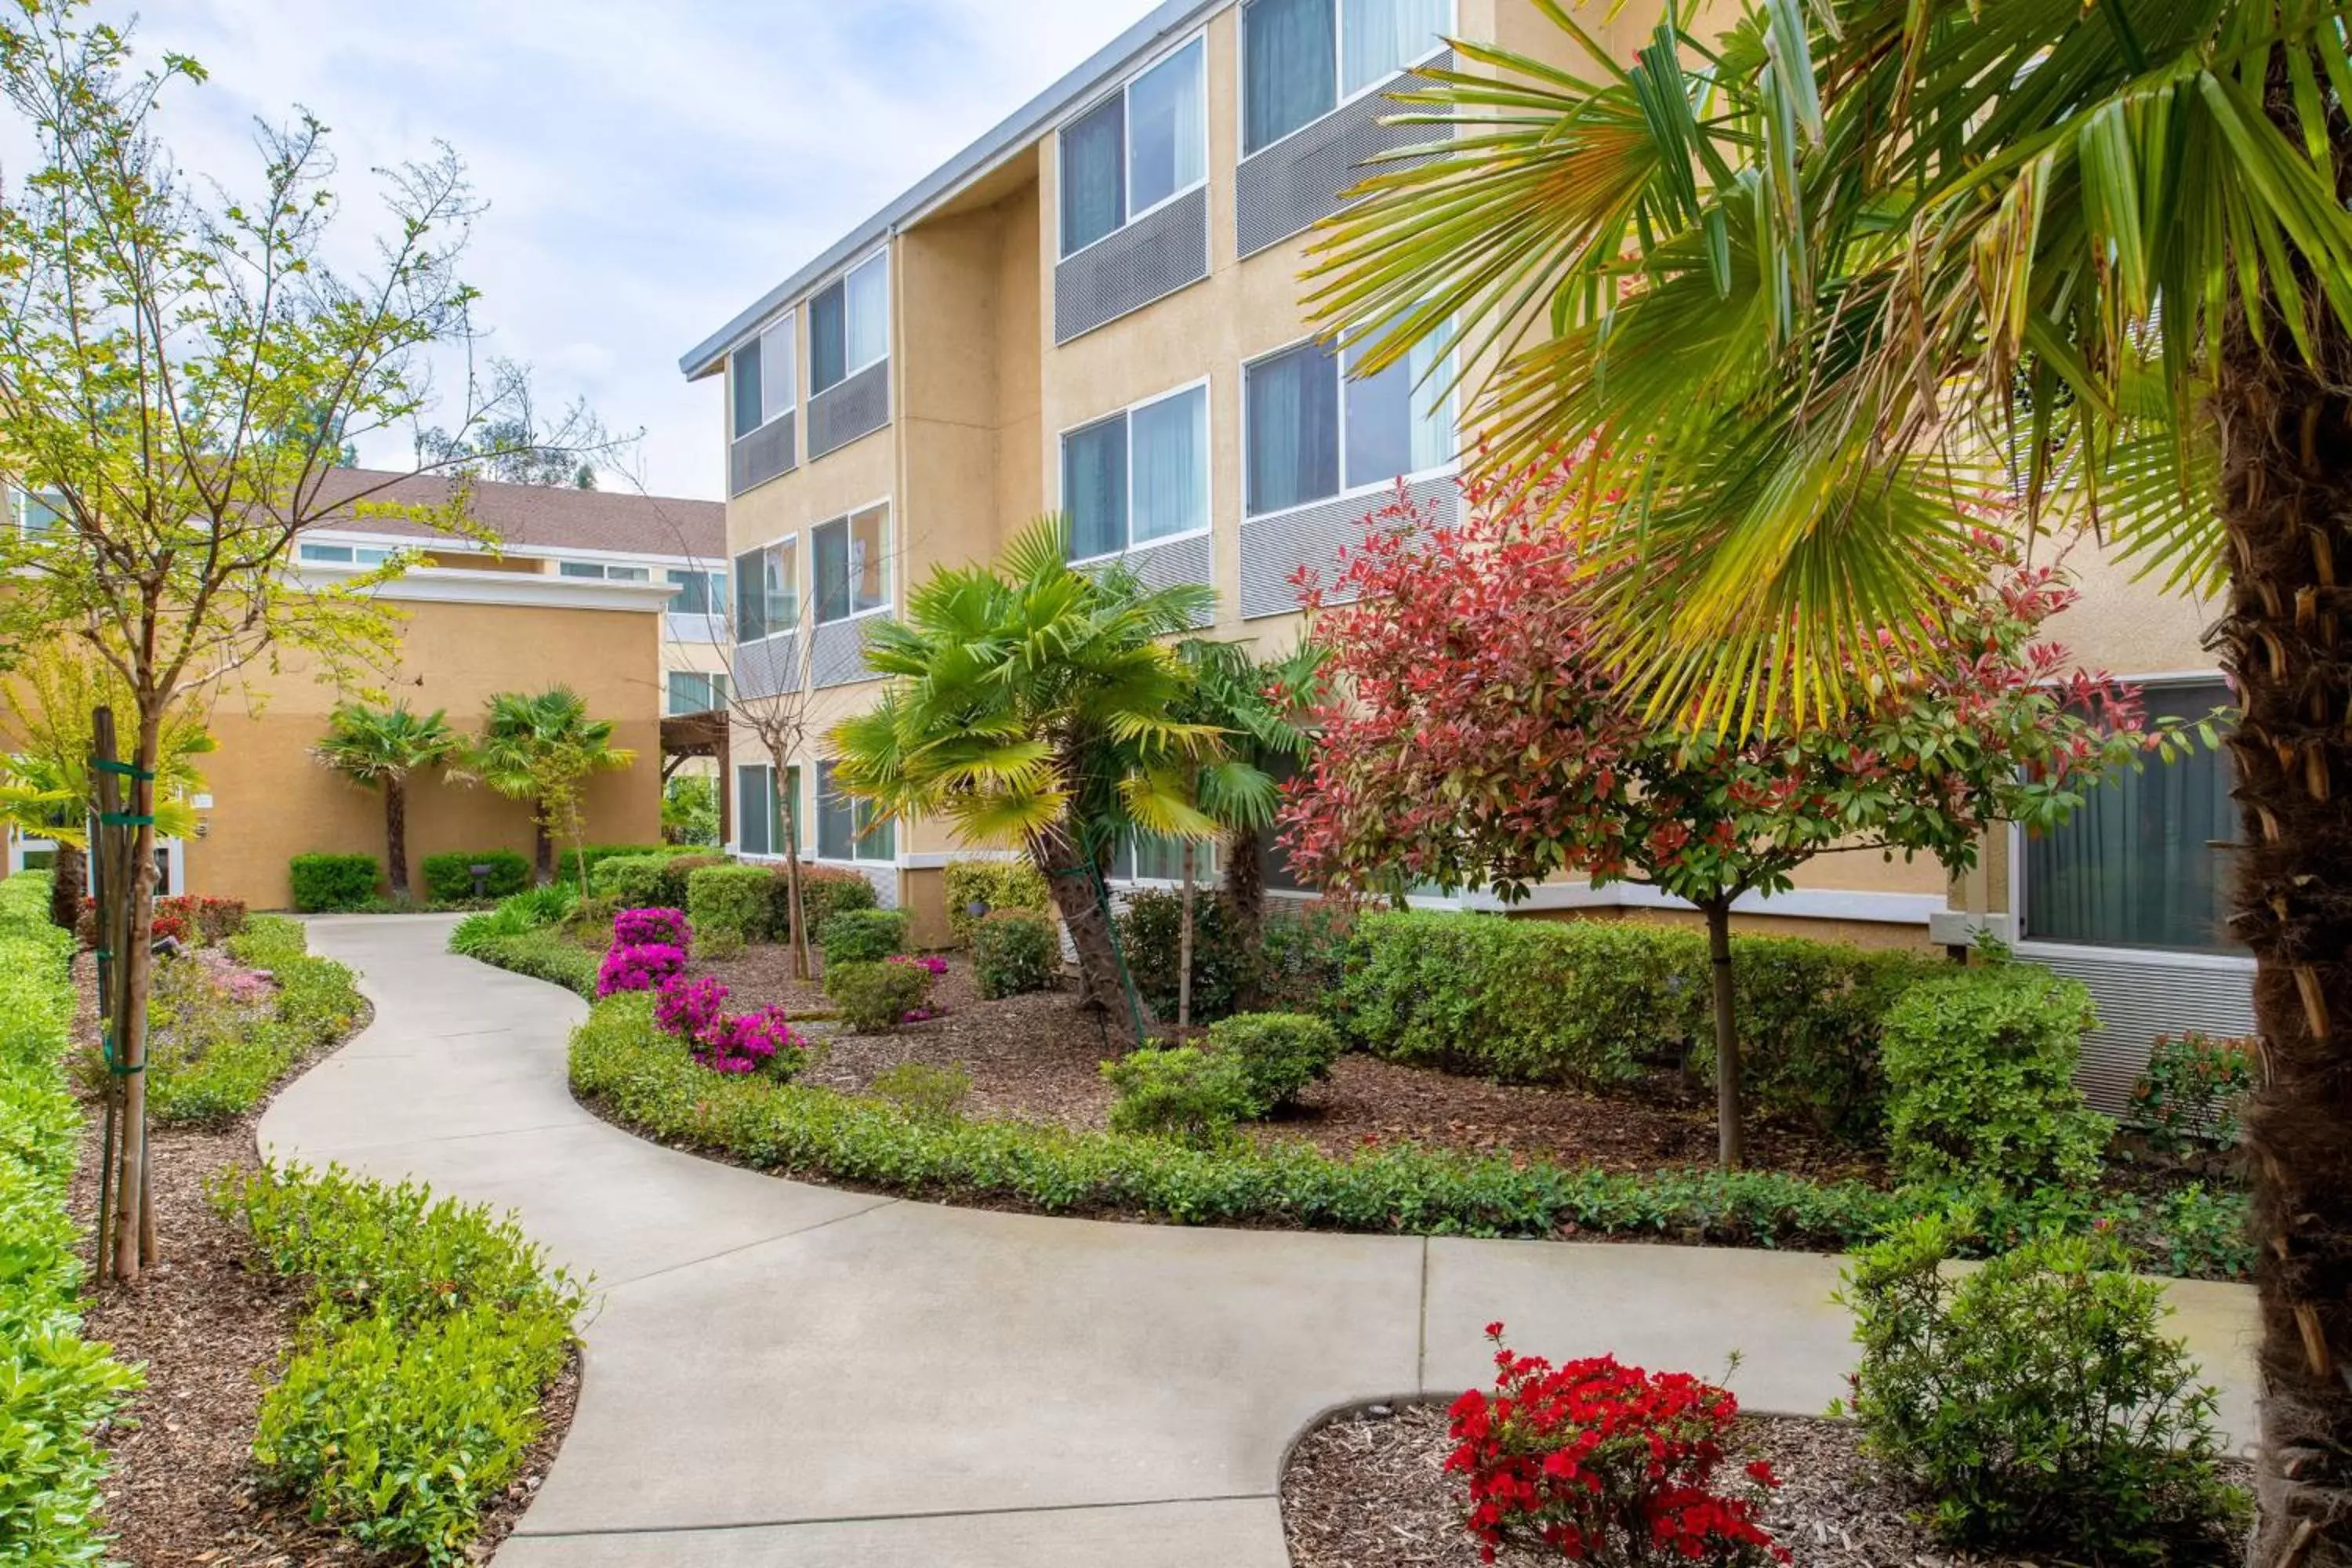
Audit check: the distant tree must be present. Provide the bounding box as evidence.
[465,686,635,889]
[310,702,463,901]
[662,774,720,847]
[416,359,604,488]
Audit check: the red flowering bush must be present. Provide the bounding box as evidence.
[1445,1324,1788,1565]
[78,895,242,948]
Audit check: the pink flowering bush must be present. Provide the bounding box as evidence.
[597,942,688,998]
[650,974,811,1078]
[613,907,692,952]
[653,974,729,1042]
[889,953,950,1022]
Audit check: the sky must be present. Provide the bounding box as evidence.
[129,0,1150,501]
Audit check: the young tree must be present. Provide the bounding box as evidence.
[310,701,463,902]
[1283,488,2194,1167]
[465,687,634,890]
[0,6,592,1281]
[830,518,1222,1041]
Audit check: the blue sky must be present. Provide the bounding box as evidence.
[135,0,1147,500]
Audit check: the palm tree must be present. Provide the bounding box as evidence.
[830,517,1223,1042]
[310,702,463,902]
[1306,3,2352,1555]
[466,687,636,886]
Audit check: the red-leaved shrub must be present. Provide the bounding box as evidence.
[1446,1324,1788,1565]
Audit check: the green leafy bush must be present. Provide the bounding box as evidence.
[213,1163,585,1563]
[1254,900,1357,1012]
[448,885,577,958]
[1882,969,2111,1189]
[1838,1215,2245,1558]
[688,863,773,942]
[973,908,1058,999]
[818,908,909,967]
[1207,1011,1342,1112]
[942,858,1051,947]
[561,842,676,886]
[288,852,380,913]
[871,1062,971,1125]
[824,958,931,1033]
[768,865,880,947]
[145,920,363,1123]
[1103,1047,1255,1146]
[2129,1032,2257,1156]
[419,850,529,904]
[588,852,668,906]
[0,874,141,1564]
[1116,889,1249,1023]
[468,928,597,998]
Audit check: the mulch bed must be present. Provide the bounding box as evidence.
[1280,1401,2244,1567]
[66,956,579,1566]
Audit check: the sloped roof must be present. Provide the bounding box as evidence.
[312,468,726,561]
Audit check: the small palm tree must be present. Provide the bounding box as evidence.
[310,702,463,902]
[829,518,1223,1041]
[466,687,636,886]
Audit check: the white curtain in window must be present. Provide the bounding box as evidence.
[1130,387,1207,543]
[1341,0,1449,95]
[1406,334,1454,472]
[1127,39,1205,213]
[760,316,795,424]
[844,253,889,373]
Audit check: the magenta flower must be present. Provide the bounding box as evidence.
[614,907,692,952]
[654,973,730,1042]
[694,1004,809,1077]
[597,941,688,998]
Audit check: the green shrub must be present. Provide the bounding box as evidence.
[448,885,579,960]
[767,865,880,947]
[1882,969,2111,1189]
[653,853,727,912]
[1254,900,1357,1012]
[824,958,932,1033]
[1116,889,1249,1023]
[871,1062,971,1125]
[288,852,380,912]
[1838,1215,2245,1557]
[590,853,672,909]
[1207,1011,1342,1113]
[1103,1047,1255,1146]
[942,858,1051,947]
[688,863,773,942]
[2129,1032,2257,1156]
[418,850,528,904]
[561,842,676,886]
[819,908,909,966]
[145,921,363,1123]
[468,929,597,998]
[974,909,1058,998]
[699,925,746,962]
[0,874,141,1563]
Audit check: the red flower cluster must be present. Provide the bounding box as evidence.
[77,894,241,948]
[1444,1324,1788,1565]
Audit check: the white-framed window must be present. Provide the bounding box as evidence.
[668,567,728,617]
[1060,34,1208,258]
[810,251,889,396]
[736,761,799,858]
[668,671,729,716]
[12,487,62,536]
[1243,334,1454,517]
[1242,0,1451,158]
[812,503,890,624]
[1061,380,1210,562]
[298,542,394,566]
[1111,832,1218,882]
[557,560,652,583]
[733,538,798,643]
[816,760,894,863]
[730,311,797,441]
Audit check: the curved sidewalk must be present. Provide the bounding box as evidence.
[261,916,2262,1567]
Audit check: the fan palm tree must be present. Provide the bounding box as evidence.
[1307,2,2352,1555]
[829,517,1224,1042]
[310,702,463,902]
[466,687,636,886]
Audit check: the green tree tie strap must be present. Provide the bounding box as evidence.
[100,1033,144,1075]
[98,811,154,826]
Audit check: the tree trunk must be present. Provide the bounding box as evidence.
[2218,246,2352,1567]
[48,841,84,933]
[1029,820,1154,1044]
[96,705,159,1283]
[1178,840,1196,1031]
[383,775,410,902]
[1224,826,1265,1011]
[1702,896,1744,1172]
[532,808,554,887]
[782,830,813,982]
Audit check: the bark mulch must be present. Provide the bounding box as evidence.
[1280,1402,2244,1567]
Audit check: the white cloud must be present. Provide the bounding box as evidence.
[118,0,1145,499]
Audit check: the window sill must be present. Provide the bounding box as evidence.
[813,604,895,631]
[1066,523,1214,569]
[1243,463,1459,528]
[1058,177,1211,266]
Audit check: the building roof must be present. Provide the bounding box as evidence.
[313,468,727,562]
[677,0,1219,380]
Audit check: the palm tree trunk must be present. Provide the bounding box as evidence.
[2220,274,2352,1567]
[48,841,84,933]
[1702,895,1744,1171]
[532,808,554,887]
[1029,820,1154,1043]
[383,776,410,902]
[1224,826,1265,1011]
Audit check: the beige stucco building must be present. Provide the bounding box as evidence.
[678,0,2251,1100]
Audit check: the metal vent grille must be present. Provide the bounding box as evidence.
[1239,475,1457,619]
[1083,532,1216,625]
[810,616,876,690]
[1054,187,1210,345]
[1237,53,1453,260]
[808,361,890,459]
[728,414,795,496]
[2019,945,2257,1115]
[734,633,800,701]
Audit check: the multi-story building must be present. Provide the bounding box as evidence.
[679,0,2251,1100]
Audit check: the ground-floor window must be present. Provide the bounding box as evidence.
[816,761,893,863]
[735,763,797,858]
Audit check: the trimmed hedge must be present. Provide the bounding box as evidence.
[768,865,878,948]
[1884,968,2112,1189]
[289,852,380,913]
[818,908,909,966]
[942,858,1050,947]
[0,874,141,1561]
[688,863,772,942]
[560,843,678,886]
[419,851,530,904]
[147,916,365,1123]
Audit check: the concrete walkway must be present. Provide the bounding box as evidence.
[260,915,2263,1567]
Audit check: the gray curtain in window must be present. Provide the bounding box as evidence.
[731,347,762,440]
[738,766,772,857]
[813,522,850,622]
[733,549,768,641]
[817,764,854,861]
[1247,343,1340,515]
[1063,416,1128,559]
[1062,98,1126,256]
[810,281,847,394]
[2025,681,2237,953]
[1244,0,1337,155]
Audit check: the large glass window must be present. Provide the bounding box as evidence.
[669,671,728,716]
[1246,337,1454,517]
[297,542,393,566]
[668,568,727,617]
[733,540,797,642]
[1062,384,1209,562]
[1111,832,1218,882]
[1243,0,1448,156]
[736,763,796,858]
[811,252,888,395]
[730,314,795,440]
[813,504,890,624]
[559,560,651,582]
[1060,37,1207,257]
[2025,680,2238,953]
[16,488,61,536]
[817,761,894,863]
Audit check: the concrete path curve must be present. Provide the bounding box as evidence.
[260,916,2263,1567]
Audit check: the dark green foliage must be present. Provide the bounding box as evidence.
[419,850,529,904]
[1103,1047,1255,1146]
[942,859,1050,946]
[768,866,879,947]
[1116,889,1249,1022]
[1838,1216,2246,1559]
[818,909,909,967]
[589,853,671,909]
[146,917,364,1123]
[560,843,676,886]
[870,1062,971,1125]
[466,929,597,999]
[288,852,380,913]
[2129,1032,2257,1156]
[973,909,1058,999]
[1207,1011,1343,1112]
[688,864,773,942]
[1253,900,1357,1012]
[652,853,725,912]
[823,958,931,1033]
[1882,970,2111,1189]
